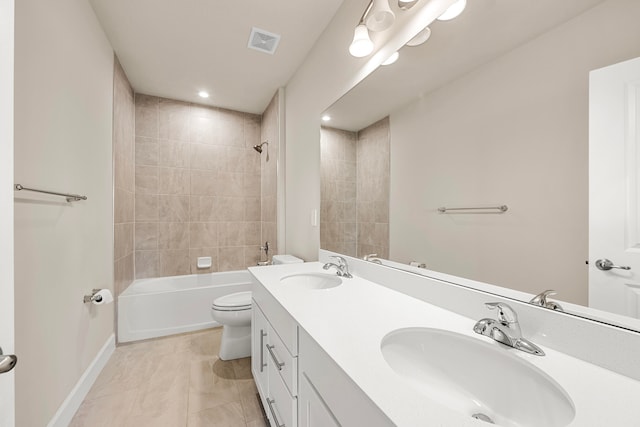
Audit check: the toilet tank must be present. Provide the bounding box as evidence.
[272,255,304,265]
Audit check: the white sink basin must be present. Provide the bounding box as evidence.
[381,328,575,427]
[279,273,342,290]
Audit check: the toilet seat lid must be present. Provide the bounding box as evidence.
[212,291,252,311]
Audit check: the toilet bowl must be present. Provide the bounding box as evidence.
[211,256,304,360]
[211,291,252,360]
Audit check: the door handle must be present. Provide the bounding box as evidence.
[266,398,285,427]
[0,347,17,374]
[259,330,267,372]
[595,259,631,271]
[266,344,285,370]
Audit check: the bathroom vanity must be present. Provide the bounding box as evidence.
[249,256,640,427]
[251,269,391,427]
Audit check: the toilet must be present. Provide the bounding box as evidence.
[211,255,304,360]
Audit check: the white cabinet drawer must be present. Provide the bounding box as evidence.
[253,281,298,355]
[267,357,297,427]
[267,322,298,396]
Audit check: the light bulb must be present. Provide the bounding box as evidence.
[198,91,210,98]
[365,0,395,32]
[437,0,467,21]
[406,27,431,47]
[381,51,399,65]
[349,25,374,58]
[322,115,331,122]
[398,0,418,10]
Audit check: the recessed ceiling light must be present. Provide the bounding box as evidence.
[437,0,467,21]
[198,91,210,98]
[322,115,331,122]
[381,51,399,66]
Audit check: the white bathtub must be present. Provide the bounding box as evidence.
[118,270,254,343]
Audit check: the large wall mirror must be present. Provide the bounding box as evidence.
[320,0,640,331]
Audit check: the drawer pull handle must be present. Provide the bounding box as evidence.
[266,398,285,427]
[260,330,267,372]
[266,344,285,370]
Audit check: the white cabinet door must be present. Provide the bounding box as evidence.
[251,301,269,398]
[589,56,640,318]
[299,374,340,427]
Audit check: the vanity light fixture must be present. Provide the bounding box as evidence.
[349,0,467,58]
[322,115,331,122]
[381,51,399,65]
[198,91,210,98]
[436,0,467,21]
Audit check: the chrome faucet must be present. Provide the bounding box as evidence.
[529,290,564,312]
[322,256,353,278]
[363,253,382,264]
[473,302,545,356]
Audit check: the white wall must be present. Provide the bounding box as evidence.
[389,0,640,305]
[0,0,15,425]
[13,0,115,425]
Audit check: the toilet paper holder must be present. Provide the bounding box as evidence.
[83,289,106,304]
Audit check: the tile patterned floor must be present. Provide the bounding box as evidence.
[70,328,268,427]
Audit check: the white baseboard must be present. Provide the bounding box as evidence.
[47,334,115,427]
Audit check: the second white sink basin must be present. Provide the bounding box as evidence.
[381,328,575,427]
[279,273,342,290]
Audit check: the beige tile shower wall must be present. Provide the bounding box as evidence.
[113,57,135,296]
[260,92,279,259]
[134,95,262,277]
[356,117,390,259]
[320,127,357,257]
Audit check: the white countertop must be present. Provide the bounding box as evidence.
[249,262,640,427]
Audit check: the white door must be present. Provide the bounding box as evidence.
[0,0,16,425]
[589,56,640,319]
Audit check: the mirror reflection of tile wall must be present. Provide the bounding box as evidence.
[320,117,390,259]
[321,127,357,256]
[356,118,390,258]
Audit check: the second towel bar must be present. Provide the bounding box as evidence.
[438,205,508,213]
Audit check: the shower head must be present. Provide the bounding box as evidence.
[253,141,268,153]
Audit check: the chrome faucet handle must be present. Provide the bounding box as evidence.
[326,256,352,278]
[476,302,543,356]
[363,253,383,264]
[330,255,347,266]
[485,302,519,325]
[529,289,556,305]
[529,290,564,311]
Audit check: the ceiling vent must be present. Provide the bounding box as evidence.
[247,27,281,55]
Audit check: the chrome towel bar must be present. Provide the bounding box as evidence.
[438,205,508,213]
[14,184,87,202]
